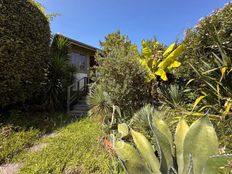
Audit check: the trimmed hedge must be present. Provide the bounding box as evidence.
[0,0,51,107]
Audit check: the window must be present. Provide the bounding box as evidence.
[70,53,88,73]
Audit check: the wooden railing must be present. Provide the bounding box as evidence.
[67,77,88,115]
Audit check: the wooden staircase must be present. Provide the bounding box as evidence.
[67,77,89,118]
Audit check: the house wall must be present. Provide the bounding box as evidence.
[69,43,97,83]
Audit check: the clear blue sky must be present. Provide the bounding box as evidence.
[38,0,230,48]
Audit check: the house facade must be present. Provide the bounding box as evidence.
[55,34,98,82]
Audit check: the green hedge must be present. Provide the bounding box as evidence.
[0,0,51,107]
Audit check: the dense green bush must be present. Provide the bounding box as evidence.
[183,2,232,69]
[0,0,50,107]
[93,32,151,115]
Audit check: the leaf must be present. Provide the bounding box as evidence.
[118,123,129,138]
[224,102,232,115]
[152,116,174,172]
[192,95,205,110]
[182,116,219,174]
[158,44,183,70]
[174,118,189,174]
[220,67,227,81]
[163,42,176,58]
[143,47,152,58]
[145,72,156,83]
[185,79,194,87]
[168,61,181,69]
[114,141,152,174]
[147,59,154,69]
[202,154,232,174]
[155,69,168,81]
[131,129,161,174]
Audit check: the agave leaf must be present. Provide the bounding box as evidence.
[118,123,129,138]
[202,154,232,174]
[175,118,189,174]
[182,116,219,174]
[131,129,161,174]
[192,95,205,111]
[163,42,176,58]
[152,116,174,172]
[114,141,152,174]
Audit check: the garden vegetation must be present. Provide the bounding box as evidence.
[0,1,232,174]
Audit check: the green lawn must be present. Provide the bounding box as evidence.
[12,118,120,174]
[0,111,123,174]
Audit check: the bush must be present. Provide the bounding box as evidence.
[94,43,151,115]
[0,0,50,107]
[183,2,232,69]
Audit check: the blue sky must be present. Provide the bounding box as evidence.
[38,0,230,48]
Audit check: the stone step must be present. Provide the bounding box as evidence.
[73,105,89,111]
[70,110,88,118]
[77,99,88,104]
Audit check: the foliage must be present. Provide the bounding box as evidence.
[30,0,60,21]
[13,118,122,174]
[182,2,232,77]
[114,108,232,174]
[185,36,232,150]
[99,31,136,56]
[93,32,151,115]
[43,35,76,111]
[87,84,112,123]
[139,40,183,82]
[0,0,50,107]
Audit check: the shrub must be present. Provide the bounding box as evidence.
[0,0,50,107]
[92,32,152,115]
[182,2,232,74]
[94,46,151,115]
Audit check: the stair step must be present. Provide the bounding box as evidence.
[73,106,89,111]
[77,100,87,104]
[70,110,88,118]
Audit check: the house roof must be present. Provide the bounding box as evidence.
[54,33,100,52]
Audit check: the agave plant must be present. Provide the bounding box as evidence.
[114,106,232,174]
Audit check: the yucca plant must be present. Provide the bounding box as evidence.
[44,35,76,111]
[87,84,112,123]
[114,106,232,174]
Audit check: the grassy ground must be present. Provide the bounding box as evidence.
[0,111,71,164]
[13,118,119,174]
[0,111,122,174]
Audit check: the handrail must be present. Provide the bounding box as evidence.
[67,77,88,115]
